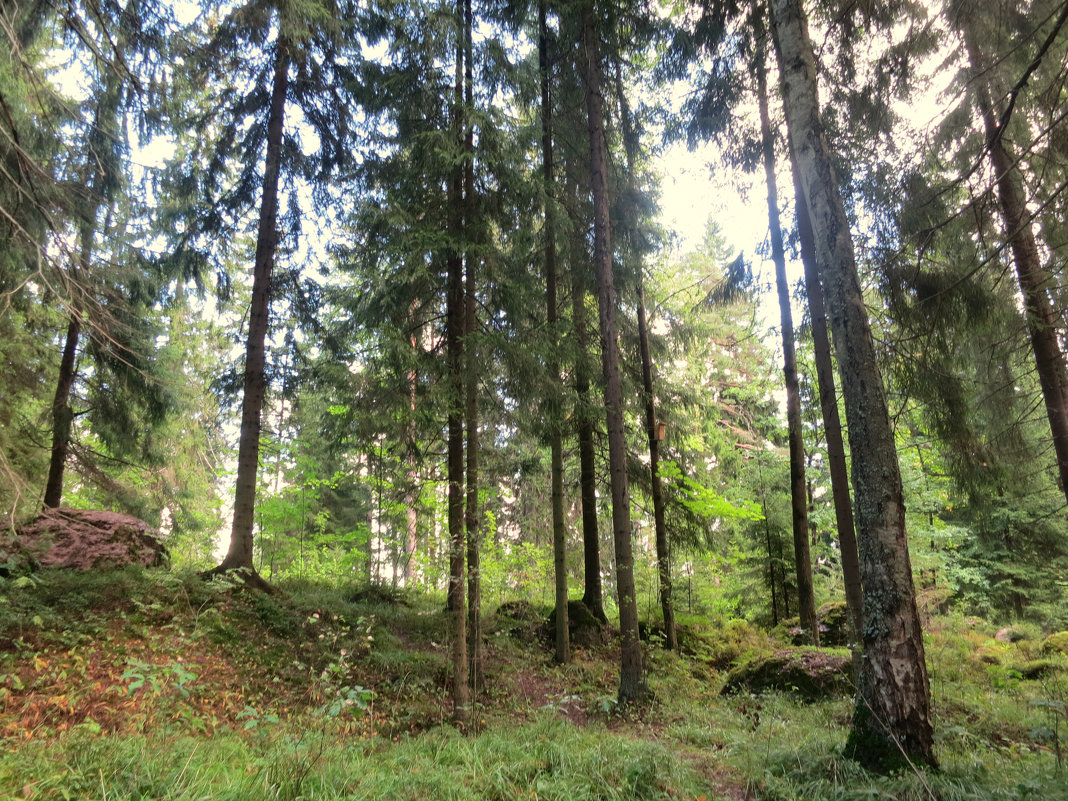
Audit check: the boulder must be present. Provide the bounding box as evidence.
[495,599,546,640]
[995,626,1028,643]
[0,508,167,571]
[721,647,854,701]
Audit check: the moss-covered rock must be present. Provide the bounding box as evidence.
[1041,631,1068,656]
[495,600,547,640]
[720,647,854,701]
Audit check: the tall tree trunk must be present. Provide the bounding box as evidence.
[447,0,470,724]
[793,169,863,638]
[565,165,607,624]
[636,282,677,650]
[463,0,483,692]
[214,37,290,590]
[405,302,420,586]
[581,0,646,704]
[541,0,570,665]
[964,34,1068,507]
[614,65,676,651]
[770,0,934,770]
[755,37,817,646]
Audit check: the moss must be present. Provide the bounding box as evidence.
[1041,631,1068,656]
[720,647,853,701]
[1015,659,1061,680]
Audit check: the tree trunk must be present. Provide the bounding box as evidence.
[581,0,646,704]
[964,34,1068,508]
[636,282,677,650]
[566,167,607,624]
[44,313,81,509]
[405,302,420,586]
[463,0,483,691]
[614,65,676,652]
[214,36,290,591]
[793,169,863,639]
[447,0,470,724]
[770,0,934,770]
[541,0,570,665]
[755,38,817,646]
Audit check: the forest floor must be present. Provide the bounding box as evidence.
[0,568,1065,800]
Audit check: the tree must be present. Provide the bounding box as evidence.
[580,0,646,704]
[955,1,1068,508]
[754,18,817,645]
[770,0,935,769]
[540,0,570,665]
[189,0,357,588]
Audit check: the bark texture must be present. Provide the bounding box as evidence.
[793,178,863,639]
[540,0,570,665]
[637,282,677,650]
[770,0,934,770]
[216,37,290,588]
[447,2,469,723]
[755,41,817,645]
[581,0,646,703]
[572,264,606,623]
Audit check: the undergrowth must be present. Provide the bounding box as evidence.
[0,568,1066,799]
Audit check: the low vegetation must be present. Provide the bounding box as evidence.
[1,567,1065,800]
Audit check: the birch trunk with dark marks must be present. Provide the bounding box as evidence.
[770,0,934,770]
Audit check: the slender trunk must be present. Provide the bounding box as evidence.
[636,282,676,650]
[405,303,420,586]
[447,1,469,724]
[614,65,676,651]
[541,0,570,665]
[793,171,863,638]
[216,38,290,588]
[463,0,482,691]
[581,0,645,704]
[44,313,82,509]
[566,168,607,624]
[763,509,780,625]
[771,0,934,770]
[965,35,1068,507]
[755,38,817,645]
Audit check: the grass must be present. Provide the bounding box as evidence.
[0,567,1066,799]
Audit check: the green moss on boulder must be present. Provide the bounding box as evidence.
[720,647,854,701]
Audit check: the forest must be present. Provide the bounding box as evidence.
[2,0,1068,798]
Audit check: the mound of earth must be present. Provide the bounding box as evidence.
[1042,631,1068,656]
[778,601,855,647]
[720,647,854,701]
[495,600,547,640]
[547,600,613,649]
[0,508,167,572]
